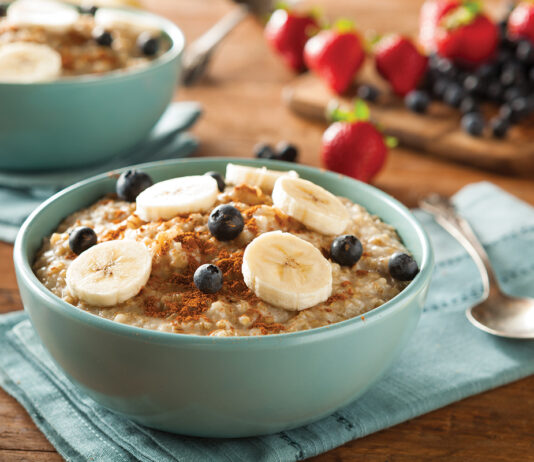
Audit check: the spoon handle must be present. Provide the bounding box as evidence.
[419,194,501,300]
[182,4,249,86]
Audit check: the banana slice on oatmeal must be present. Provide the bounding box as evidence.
[225,164,299,193]
[66,240,152,307]
[242,231,332,311]
[7,0,80,32]
[135,175,219,221]
[0,42,62,83]
[272,176,350,235]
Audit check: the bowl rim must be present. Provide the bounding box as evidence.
[0,5,185,87]
[14,157,434,346]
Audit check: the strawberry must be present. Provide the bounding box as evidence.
[321,101,393,183]
[419,0,460,53]
[374,34,428,97]
[304,20,365,94]
[264,8,319,72]
[433,2,499,67]
[508,2,534,43]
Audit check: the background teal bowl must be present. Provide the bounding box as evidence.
[0,9,184,171]
[13,158,434,438]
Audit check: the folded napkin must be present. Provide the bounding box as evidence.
[2,182,534,462]
[0,101,202,243]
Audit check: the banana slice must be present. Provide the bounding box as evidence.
[225,164,299,193]
[136,175,219,221]
[7,0,80,32]
[0,43,62,83]
[95,8,162,35]
[242,231,332,311]
[66,240,152,307]
[272,177,350,235]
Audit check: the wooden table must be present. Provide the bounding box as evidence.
[1,0,534,460]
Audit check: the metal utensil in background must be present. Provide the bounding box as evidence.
[420,193,534,339]
[181,0,274,86]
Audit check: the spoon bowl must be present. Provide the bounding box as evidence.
[420,193,534,340]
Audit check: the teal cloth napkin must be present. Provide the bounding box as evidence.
[0,101,202,244]
[1,181,534,461]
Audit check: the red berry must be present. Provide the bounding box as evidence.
[321,121,388,183]
[508,2,534,44]
[375,35,428,96]
[435,13,498,67]
[304,28,365,94]
[419,0,460,53]
[264,9,318,72]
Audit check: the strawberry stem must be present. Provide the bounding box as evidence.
[441,1,482,30]
[333,18,356,34]
[328,99,371,122]
[385,136,398,148]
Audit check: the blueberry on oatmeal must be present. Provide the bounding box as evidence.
[194,264,223,294]
[116,170,153,202]
[389,253,419,281]
[330,235,363,267]
[69,227,97,255]
[208,204,245,241]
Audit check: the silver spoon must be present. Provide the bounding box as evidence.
[419,193,534,339]
[181,0,274,86]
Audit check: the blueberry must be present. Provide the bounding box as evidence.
[463,75,484,94]
[432,78,449,98]
[93,28,113,47]
[516,40,534,64]
[137,32,160,56]
[116,170,153,201]
[476,63,498,81]
[405,90,430,113]
[443,83,464,108]
[499,103,516,123]
[357,84,380,102]
[208,204,244,241]
[461,112,484,136]
[529,66,534,83]
[330,235,363,267]
[500,62,523,87]
[486,81,504,102]
[435,57,456,78]
[388,253,419,281]
[460,96,479,114]
[503,86,525,102]
[0,3,8,16]
[193,264,223,294]
[490,117,509,138]
[510,97,530,120]
[205,171,225,192]
[254,143,276,159]
[276,141,299,162]
[80,5,98,15]
[69,227,97,255]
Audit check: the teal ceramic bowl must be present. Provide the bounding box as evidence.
[0,8,184,171]
[14,158,434,438]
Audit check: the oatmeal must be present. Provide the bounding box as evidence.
[0,1,170,82]
[33,165,418,336]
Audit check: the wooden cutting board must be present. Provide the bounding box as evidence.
[283,65,534,177]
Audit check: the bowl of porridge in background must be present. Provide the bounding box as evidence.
[0,1,184,170]
[14,158,434,437]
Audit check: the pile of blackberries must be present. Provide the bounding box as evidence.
[406,16,534,138]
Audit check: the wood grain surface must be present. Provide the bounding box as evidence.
[1,0,534,461]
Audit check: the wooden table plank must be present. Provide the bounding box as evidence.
[1,0,534,460]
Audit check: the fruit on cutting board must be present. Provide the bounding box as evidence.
[419,0,460,52]
[304,20,365,94]
[421,0,499,67]
[264,7,319,72]
[321,101,391,183]
[507,2,534,43]
[375,34,429,96]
